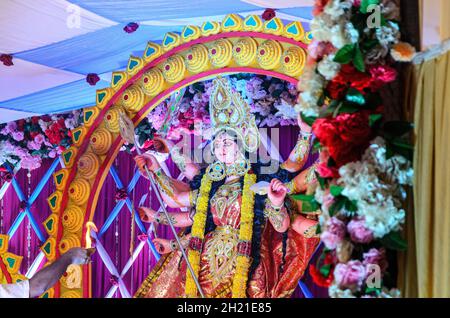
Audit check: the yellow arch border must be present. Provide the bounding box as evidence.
[41,13,311,298]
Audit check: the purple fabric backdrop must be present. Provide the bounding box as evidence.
[0,125,328,298]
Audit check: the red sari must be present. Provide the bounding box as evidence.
[134,180,319,298]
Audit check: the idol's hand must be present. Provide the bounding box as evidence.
[138,207,156,223]
[152,238,173,254]
[153,137,174,154]
[268,178,288,208]
[134,153,160,175]
[297,113,312,134]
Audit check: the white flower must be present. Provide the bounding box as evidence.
[376,21,400,47]
[328,284,357,298]
[345,22,360,44]
[274,99,297,119]
[318,54,341,80]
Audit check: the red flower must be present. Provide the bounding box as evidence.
[336,111,372,145]
[368,64,397,90]
[309,264,334,288]
[313,112,373,167]
[30,131,39,139]
[313,0,331,16]
[262,8,276,21]
[17,119,26,132]
[334,64,372,92]
[31,116,40,125]
[0,54,13,66]
[86,73,100,86]
[316,161,340,178]
[326,80,347,100]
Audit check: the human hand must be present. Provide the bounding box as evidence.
[64,247,95,265]
[134,153,160,175]
[267,178,288,208]
[152,238,174,254]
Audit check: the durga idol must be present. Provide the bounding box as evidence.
[133,77,320,298]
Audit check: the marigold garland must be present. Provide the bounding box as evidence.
[185,172,256,298]
[185,173,211,297]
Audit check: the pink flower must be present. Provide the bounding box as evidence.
[12,131,24,141]
[321,217,346,249]
[1,121,17,135]
[334,260,366,291]
[27,140,41,151]
[308,41,336,60]
[347,218,374,244]
[20,154,42,170]
[34,134,45,145]
[363,248,388,272]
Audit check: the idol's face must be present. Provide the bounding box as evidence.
[213,132,241,165]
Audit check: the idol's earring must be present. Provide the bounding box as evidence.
[207,161,226,181]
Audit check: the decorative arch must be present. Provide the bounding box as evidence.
[42,13,311,298]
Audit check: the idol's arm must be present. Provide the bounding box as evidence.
[135,154,196,208]
[266,179,290,233]
[284,162,318,194]
[138,206,196,228]
[153,137,200,181]
[281,131,312,173]
[152,234,191,255]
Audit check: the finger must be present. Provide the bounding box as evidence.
[86,248,96,256]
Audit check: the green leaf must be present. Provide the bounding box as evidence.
[334,44,355,64]
[302,200,320,213]
[319,264,331,277]
[315,222,322,235]
[369,113,383,127]
[361,38,380,51]
[315,172,327,190]
[338,102,360,114]
[330,185,344,197]
[346,88,366,105]
[380,231,407,251]
[290,194,315,202]
[329,197,345,216]
[360,0,380,14]
[300,112,318,127]
[344,199,358,213]
[353,45,366,72]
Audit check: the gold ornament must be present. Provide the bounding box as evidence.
[62,205,84,233]
[104,106,124,133]
[233,37,258,66]
[206,161,226,181]
[185,44,209,73]
[120,85,145,113]
[90,127,112,155]
[68,178,90,205]
[77,152,100,180]
[141,68,165,96]
[59,233,81,254]
[209,39,233,68]
[281,46,306,77]
[61,290,82,298]
[209,77,260,153]
[61,264,82,289]
[257,40,283,70]
[162,54,186,83]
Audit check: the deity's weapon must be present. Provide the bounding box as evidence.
[118,110,205,298]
